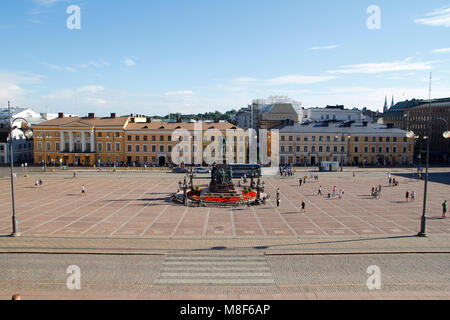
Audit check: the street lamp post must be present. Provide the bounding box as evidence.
[183,176,188,206]
[406,73,450,237]
[1,101,34,237]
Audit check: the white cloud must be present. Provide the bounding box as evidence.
[0,72,44,104]
[234,74,338,86]
[309,45,339,50]
[44,60,109,72]
[77,60,110,69]
[44,63,77,73]
[124,58,136,67]
[85,98,107,105]
[30,0,68,6]
[330,87,373,93]
[415,7,450,27]
[328,57,436,74]
[77,86,105,93]
[28,19,42,24]
[164,90,194,96]
[432,48,450,53]
[300,86,450,110]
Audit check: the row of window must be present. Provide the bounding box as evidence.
[125,144,246,153]
[280,145,408,153]
[281,145,346,153]
[280,135,408,142]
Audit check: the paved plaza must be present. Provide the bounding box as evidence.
[0,168,449,300]
[0,168,449,239]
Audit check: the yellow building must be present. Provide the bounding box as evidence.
[124,120,247,166]
[278,122,414,166]
[33,114,247,166]
[33,113,129,166]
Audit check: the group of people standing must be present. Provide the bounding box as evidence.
[371,185,382,199]
[275,187,306,212]
[405,190,415,202]
[280,167,294,178]
[317,185,344,199]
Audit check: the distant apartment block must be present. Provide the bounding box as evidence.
[383,97,450,162]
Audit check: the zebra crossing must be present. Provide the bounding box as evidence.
[155,254,275,286]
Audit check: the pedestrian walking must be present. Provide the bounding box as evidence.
[339,189,343,199]
[276,188,280,198]
[39,179,43,186]
[299,178,302,186]
[443,200,447,218]
[318,186,322,196]
[405,191,409,202]
[332,186,336,196]
[81,184,86,195]
[73,171,76,178]
[411,191,415,202]
[301,200,306,213]
[35,180,39,188]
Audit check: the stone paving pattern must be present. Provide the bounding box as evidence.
[0,169,449,238]
[0,253,448,300]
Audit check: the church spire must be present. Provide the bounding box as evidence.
[383,96,388,113]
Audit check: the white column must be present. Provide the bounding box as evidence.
[90,131,95,152]
[60,131,64,152]
[69,131,73,152]
[82,131,86,152]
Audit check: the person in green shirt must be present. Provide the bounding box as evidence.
[443,200,447,219]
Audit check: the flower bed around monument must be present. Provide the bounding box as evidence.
[187,188,257,203]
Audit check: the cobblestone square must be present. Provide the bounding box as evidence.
[0,168,449,238]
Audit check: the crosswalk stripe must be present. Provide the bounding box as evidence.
[165,256,266,261]
[157,279,275,285]
[160,272,273,277]
[156,255,275,286]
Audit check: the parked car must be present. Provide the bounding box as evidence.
[194,167,210,174]
[172,167,189,173]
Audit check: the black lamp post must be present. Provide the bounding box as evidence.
[183,177,188,206]
[256,177,261,201]
[406,73,450,237]
[1,101,34,237]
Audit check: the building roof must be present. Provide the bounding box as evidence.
[388,97,450,112]
[32,116,129,128]
[125,121,241,131]
[279,122,408,136]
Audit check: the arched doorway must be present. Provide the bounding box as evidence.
[158,156,166,166]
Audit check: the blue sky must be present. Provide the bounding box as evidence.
[0,0,449,116]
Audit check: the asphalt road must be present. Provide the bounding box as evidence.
[0,252,448,299]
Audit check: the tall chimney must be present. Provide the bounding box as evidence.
[130,117,135,123]
[88,113,95,119]
[110,113,116,119]
[58,112,64,118]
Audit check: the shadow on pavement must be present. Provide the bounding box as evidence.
[184,235,421,253]
[393,171,450,186]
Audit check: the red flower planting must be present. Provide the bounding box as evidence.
[187,189,257,203]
